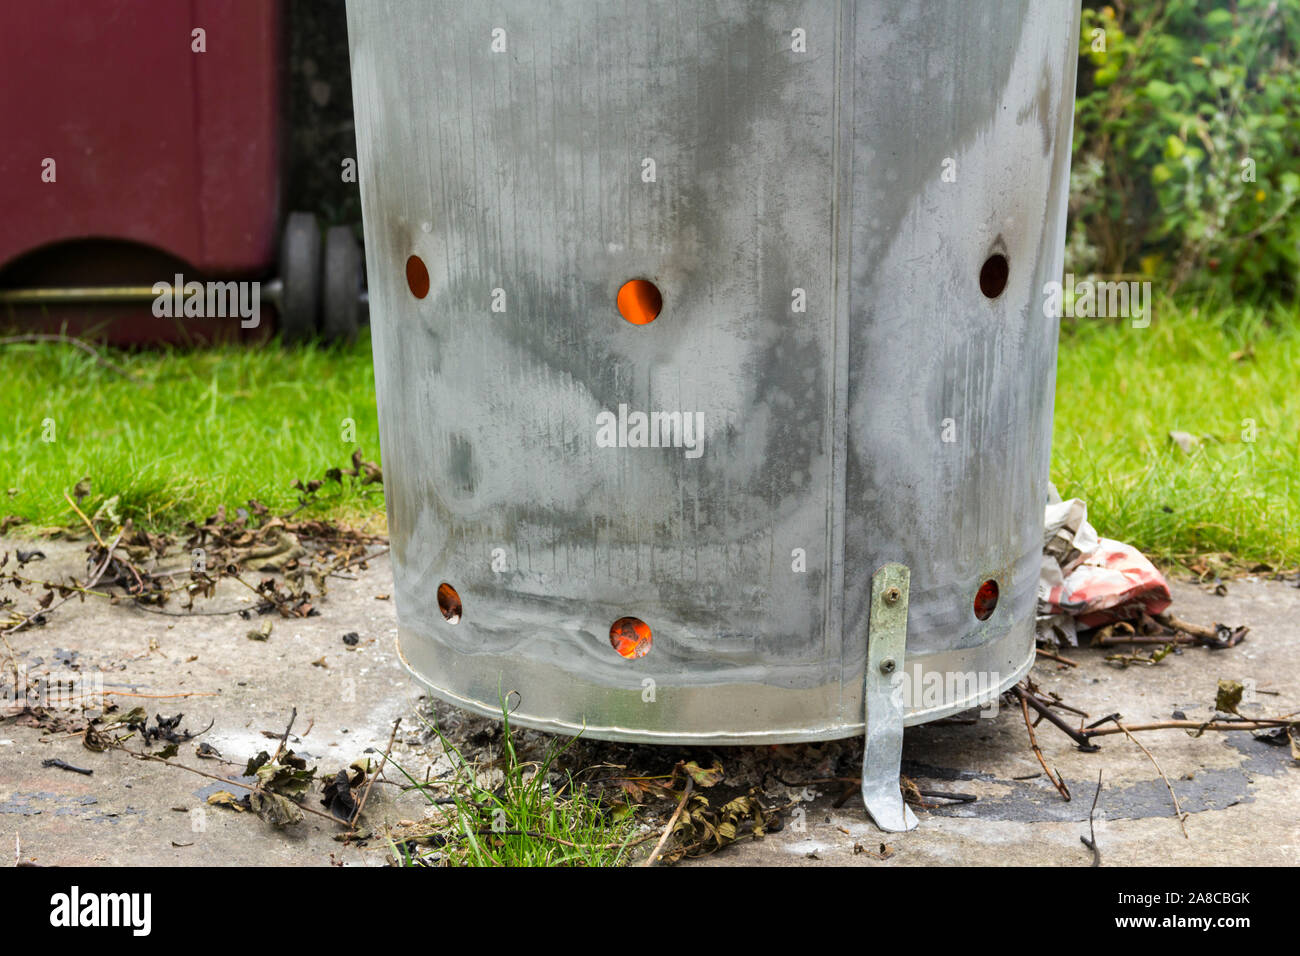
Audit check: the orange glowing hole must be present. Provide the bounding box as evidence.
[617,279,662,325]
[973,579,999,621]
[436,582,462,624]
[406,254,430,299]
[609,616,652,659]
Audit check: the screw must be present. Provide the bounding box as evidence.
[884,586,901,605]
[880,658,896,674]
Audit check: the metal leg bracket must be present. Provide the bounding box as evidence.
[861,562,918,832]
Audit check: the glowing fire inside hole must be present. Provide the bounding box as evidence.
[609,616,652,658]
[973,580,999,621]
[436,582,462,624]
[616,279,661,325]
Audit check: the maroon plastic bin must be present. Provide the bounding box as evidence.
[0,0,284,344]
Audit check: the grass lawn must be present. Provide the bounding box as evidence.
[0,334,383,533]
[1051,295,1297,570]
[0,299,1296,568]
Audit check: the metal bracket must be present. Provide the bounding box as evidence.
[861,563,918,832]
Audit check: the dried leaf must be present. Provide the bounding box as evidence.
[321,768,361,821]
[250,789,303,827]
[683,759,724,788]
[1215,679,1244,715]
[245,750,272,776]
[195,742,222,760]
[254,750,316,797]
[207,790,249,812]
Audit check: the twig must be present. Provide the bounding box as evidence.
[0,333,138,380]
[1035,647,1078,667]
[1045,698,1091,719]
[130,604,258,618]
[63,492,107,549]
[42,758,93,776]
[1016,686,1100,751]
[1017,687,1070,801]
[6,574,114,600]
[102,690,220,700]
[352,717,400,828]
[1104,645,1176,667]
[329,547,390,577]
[1095,633,1193,647]
[2,524,126,636]
[1080,769,1103,866]
[122,746,344,826]
[1082,718,1293,738]
[1105,715,1188,838]
[1154,612,1220,641]
[272,707,297,762]
[642,773,694,866]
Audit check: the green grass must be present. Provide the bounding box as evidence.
[1,299,1296,568]
[1052,295,1298,569]
[0,332,383,533]
[387,707,637,867]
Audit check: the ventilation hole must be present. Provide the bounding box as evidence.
[609,616,652,659]
[436,582,462,624]
[406,254,430,299]
[973,579,999,621]
[616,279,662,325]
[979,254,1009,299]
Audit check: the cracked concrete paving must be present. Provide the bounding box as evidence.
[1,536,1296,866]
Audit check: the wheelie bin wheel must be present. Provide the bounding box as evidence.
[279,211,321,344]
[322,225,363,344]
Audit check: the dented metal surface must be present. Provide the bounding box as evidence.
[348,0,1080,743]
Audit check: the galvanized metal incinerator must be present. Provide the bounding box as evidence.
[348,0,1080,831]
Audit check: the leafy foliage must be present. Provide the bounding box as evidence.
[1070,0,1300,301]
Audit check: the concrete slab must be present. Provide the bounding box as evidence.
[685,574,1300,866]
[1,537,1296,866]
[0,536,422,866]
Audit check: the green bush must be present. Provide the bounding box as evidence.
[1069,0,1300,302]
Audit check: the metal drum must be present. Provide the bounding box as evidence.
[348,0,1079,829]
